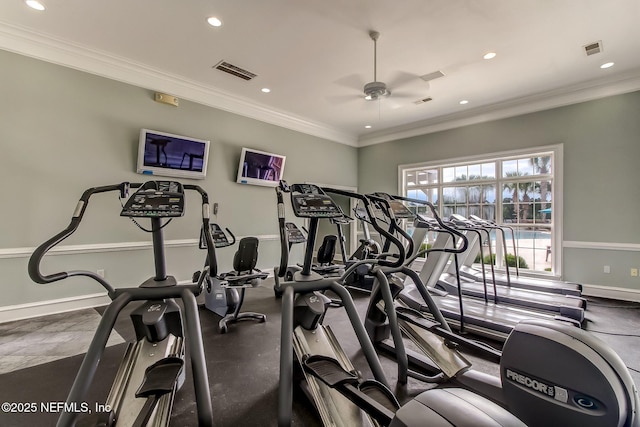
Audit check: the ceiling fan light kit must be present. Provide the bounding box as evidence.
[364,81,390,100]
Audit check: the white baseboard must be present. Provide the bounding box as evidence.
[0,267,276,324]
[582,284,640,302]
[0,292,111,324]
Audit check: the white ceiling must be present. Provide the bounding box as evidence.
[2,0,640,146]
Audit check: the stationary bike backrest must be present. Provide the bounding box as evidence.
[317,235,337,265]
[233,237,259,273]
[501,319,639,427]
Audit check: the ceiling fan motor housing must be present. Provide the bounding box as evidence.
[364,81,390,100]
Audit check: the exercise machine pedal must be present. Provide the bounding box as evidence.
[132,357,184,427]
[302,354,399,425]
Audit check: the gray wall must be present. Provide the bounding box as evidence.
[358,91,640,292]
[0,50,357,308]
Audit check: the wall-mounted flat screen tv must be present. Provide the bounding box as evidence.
[236,147,286,187]
[136,129,210,180]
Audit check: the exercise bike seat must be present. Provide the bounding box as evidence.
[222,271,268,287]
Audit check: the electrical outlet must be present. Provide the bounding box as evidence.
[97,269,105,278]
[631,268,638,277]
[213,202,219,215]
[603,265,610,274]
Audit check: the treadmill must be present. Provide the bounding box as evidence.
[410,216,585,322]
[371,194,583,342]
[454,214,583,297]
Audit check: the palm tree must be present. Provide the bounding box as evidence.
[529,156,551,221]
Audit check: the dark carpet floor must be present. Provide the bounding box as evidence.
[0,279,638,426]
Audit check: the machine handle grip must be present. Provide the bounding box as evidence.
[276,188,289,277]
[363,196,406,268]
[28,184,125,291]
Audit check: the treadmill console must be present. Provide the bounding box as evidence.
[388,200,415,219]
[415,214,439,228]
[285,222,307,244]
[121,181,185,218]
[290,184,342,218]
[370,192,415,219]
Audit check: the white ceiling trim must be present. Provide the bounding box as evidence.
[358,70,640,147]
[0,21,358,147]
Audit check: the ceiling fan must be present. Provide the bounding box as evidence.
[363,31,390,101]
[360,31,421,105]
[328,30,422,107]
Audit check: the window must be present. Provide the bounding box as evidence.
[400,146,561,275]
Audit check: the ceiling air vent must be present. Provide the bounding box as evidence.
[213,60,257,80]
[583,41,603,56]
[420,70,445,82]
[414,96,433,105]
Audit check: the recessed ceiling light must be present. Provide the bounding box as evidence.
[600,62,614,69]
[459,100,469,105]
[261,88,271,93]
[25,0,45,10]
[207,16,222,27]
[483,52,497,60]
[365,125,372,129]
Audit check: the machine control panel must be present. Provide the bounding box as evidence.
[370,192,415,219]
[120,181,184,218]
[285,222,307,244]
[199,223,233,249]
[290,184,342,219]
[388,200,415,219]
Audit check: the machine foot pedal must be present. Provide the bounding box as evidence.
[302,354,398,425]
[132,356,184,427]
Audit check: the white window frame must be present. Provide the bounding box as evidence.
[398,143,564,278]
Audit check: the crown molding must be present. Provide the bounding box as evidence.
[357,70,640,147]
[3,21,639,149]
[0,21,358,147]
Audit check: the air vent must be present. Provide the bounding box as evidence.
[420,70,445,82]
[583,41,603,56]
[414,97,433,105]
[213,60,257,80]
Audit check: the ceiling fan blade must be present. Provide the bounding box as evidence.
[326,94,363,106]
[390,90,420,100]
[333,73,367,91]
[386,71,420,89]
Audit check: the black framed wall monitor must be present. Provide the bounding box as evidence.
[236,147,286,187]
[136,129,210,180]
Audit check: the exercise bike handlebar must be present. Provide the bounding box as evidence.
[28,182,217,295]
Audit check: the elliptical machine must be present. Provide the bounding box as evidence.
[276,182,528,427]
[199,223,268,333]
[358,192,640,427]
[28,181,214,427]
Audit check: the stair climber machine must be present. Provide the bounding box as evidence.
[360,193,639,427]
[197,223,267,333]
[275,182,531,427]
[28,181,214,427]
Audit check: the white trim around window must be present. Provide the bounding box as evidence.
[398,143,564,278]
